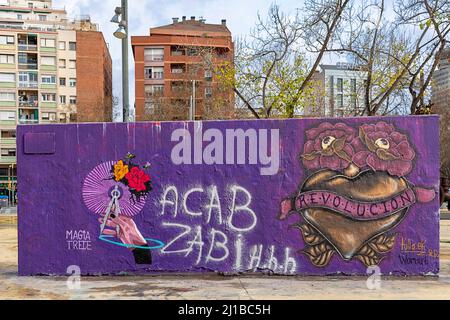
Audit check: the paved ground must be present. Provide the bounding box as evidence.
[1,223,450,300]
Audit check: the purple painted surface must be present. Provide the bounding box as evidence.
[17,116,441,276]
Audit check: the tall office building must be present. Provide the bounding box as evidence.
[0,0,112,202]
[132,16,235,121]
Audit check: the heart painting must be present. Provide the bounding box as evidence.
[279,121,436,268]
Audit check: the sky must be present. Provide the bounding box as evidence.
[54,0,302,120]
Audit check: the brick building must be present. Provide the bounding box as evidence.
[132,16,235,121]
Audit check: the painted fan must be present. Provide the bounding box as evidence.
[82,161,147,217]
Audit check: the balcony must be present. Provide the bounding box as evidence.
[18,44,37,51]
[18,118,38,124]
[18,34,37,52]
[18,53,38,70]
[18,63,38,70]
[19,108,38,124]
[18,81,38,89]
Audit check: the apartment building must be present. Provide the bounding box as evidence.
[0,0,112,203]
[132,16,235,121]
[432,48,450,166]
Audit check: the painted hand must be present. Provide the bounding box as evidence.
[98,215,147,248]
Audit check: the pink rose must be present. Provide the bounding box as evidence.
[352,122,416,177]
[302,123,357,171]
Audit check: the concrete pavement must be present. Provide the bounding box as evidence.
[0,223,449,300]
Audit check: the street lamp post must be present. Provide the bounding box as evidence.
[111,0,130,123]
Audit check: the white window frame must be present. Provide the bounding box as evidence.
[41,93,56,102]
[68,60,76,69]
[41,56,56,66]
[0,73,15,82]
[0,92,15,101]
[0,54,14,64]
[41,75,56,84]
[0,111,16,121]
[69,96,77,104]
[40,38,56,48]
[0,36,15,45]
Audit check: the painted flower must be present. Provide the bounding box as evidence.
[302,122,357,171]
[113,160,129,182]
[352,122,416,177]
[125,167,151,192]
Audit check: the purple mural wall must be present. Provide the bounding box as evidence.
[17,116,441,276]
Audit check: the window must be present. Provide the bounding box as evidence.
[59,113,67,122]
[337,94,344,108]
[40,38,55,48]
[0,92,15,101]
[58,41,66,50]
[144,67,163,79]
[0,54,14,64]
[337,78,344,92]
[0,93,16,107]
[69,42,76,51]
[1,149,16,156]
[144,48,164,61]
[42,112,56,121]
[69,60,76,69]
[0,73,15,82]
[187,48,199,56]
[0,111,15,121]
[39,15,47,21]
[19,72,38,84]
[69,96,77,104]
[351,79,357,93]
[59,95,66,104]
[0,36,15,45]
[205,86,212,98]
[205,69,213,81]
[41,56,56,66]
[59,77,66,86]
[69,78,76,87]
[17,14,22,20]
[28,3,33,8]
[145,85,164,96]
[41,93,56,102]
[1,130,16,138]
[41,75,56,84]
[59,59,66,68]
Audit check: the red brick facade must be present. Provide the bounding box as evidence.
[76,31,113,122]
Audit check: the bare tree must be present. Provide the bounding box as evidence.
[217,1,351,119]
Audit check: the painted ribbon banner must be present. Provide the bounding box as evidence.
[293,188,417,220]
[17,116,441,276]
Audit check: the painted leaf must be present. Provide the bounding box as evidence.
[356,245,383,267]
[368,234,397,254]
[332,138,346,152]
[356,254,384,268]
[295,223,325,246]
[359,127,377,152]
[301,152,319,161]
[302,242,335,267]
[376,148,401,161]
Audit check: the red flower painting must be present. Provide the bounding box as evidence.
[126,167,151,192]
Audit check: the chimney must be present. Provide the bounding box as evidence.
[191,16,196,20]
[172,17,179,24]
[221,19,227,26]
[182,16,186,22]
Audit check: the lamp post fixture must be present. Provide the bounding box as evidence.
[111,0,130,123]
